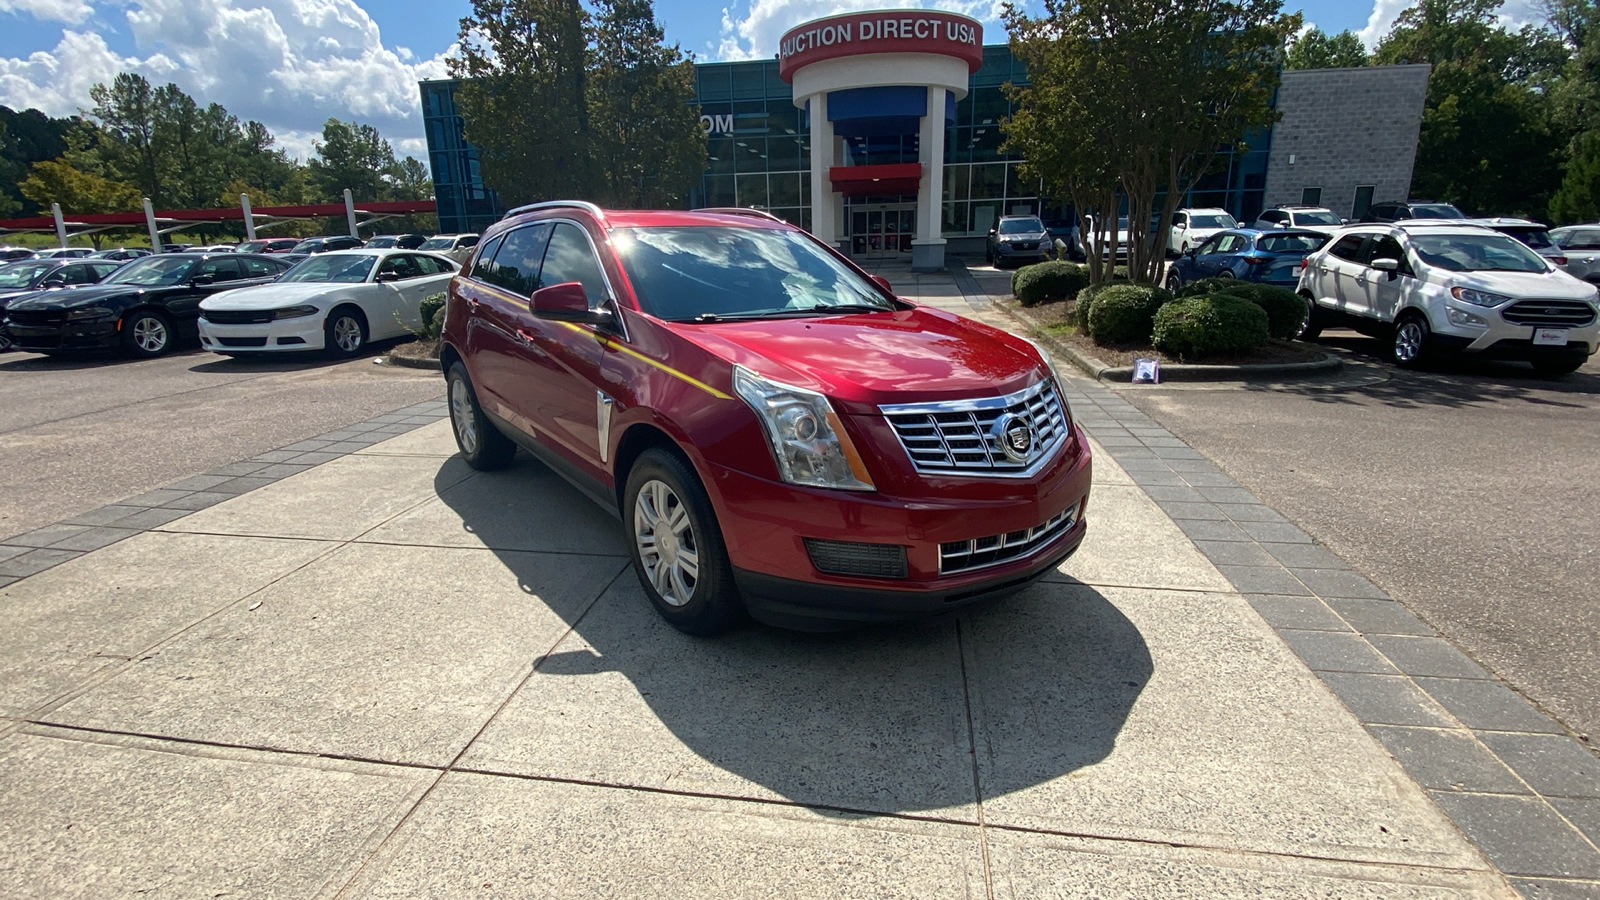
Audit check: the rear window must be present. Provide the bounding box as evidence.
[1409,204,1464,219]
[1188,213,1238,229]
[1291,210,1342,226]
[1493,226,1554,249]
[1257,233,1328,253]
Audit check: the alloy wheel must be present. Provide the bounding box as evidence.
[1394,320,1424,362]
[450,377,478,456]
[333,316,363,353]
[634,479,699,607]
[132,316,168,353]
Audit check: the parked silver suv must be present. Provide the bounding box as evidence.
[1296,221,1599,376]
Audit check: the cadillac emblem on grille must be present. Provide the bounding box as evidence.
[994,413,1035,463]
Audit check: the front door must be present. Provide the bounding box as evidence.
[850,203,915,258]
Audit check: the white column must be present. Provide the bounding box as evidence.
[912,86,947,272]
[50,203,69,248]
[142,198,162,254]
[241,194,257,240]
[343,189,360,237]
[808,91,837,247]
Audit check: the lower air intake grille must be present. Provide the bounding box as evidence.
[804,538,908,579]
[940,503,1079,575]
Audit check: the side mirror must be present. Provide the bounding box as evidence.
[1184,248,1198,258]
[375,271,401,283]
[988,228,998,236]
[190,273,216,286]
[530,281,612,326]
[1370,257,1400,272]
[1341,218,1351,225]
[41,274,67,288]
[871,275,893,294]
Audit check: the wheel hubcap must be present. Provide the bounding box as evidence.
[450,377,478,456]
[334,317,362,352]
[133,317,167,352]
[1396,322,1423,361]
[634,479,698,607]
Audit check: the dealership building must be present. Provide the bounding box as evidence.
[421,10,1429,270]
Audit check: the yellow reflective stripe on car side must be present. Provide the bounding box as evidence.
[555,321,733,401]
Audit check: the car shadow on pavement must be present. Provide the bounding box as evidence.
[184,339,411,374]
[1261,332,1600,409]
[434,457,1153,816]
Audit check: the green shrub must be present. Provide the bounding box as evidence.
[416,293,447,341]
[1172,276,1242,299]
[1207,282,1307,340]
[1013,261,1090,308]
[1152,295,1270,359]
[1112,265,1129,281]
[1086,283,1174,345]
[1073,282,1115,330]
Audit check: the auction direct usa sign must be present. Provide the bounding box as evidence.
[777,10,984,81]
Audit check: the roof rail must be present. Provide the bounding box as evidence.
[693,207,787,223]
[502,200,607,221]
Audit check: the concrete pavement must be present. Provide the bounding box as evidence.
[0,262,1593,897]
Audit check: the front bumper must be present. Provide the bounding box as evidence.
[993,242,1050,261]
[198,317,325,353]
[1428,304,1599,358]
[5,316,119,352]
[706,424,1094,627]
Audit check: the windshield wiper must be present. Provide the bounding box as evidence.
[794,303,890,314]
[684,304,888,323]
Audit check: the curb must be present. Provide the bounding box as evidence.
[996,300,1342,384]
[385,351,442,371]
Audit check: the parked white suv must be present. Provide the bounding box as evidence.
[1297,221,1599,376]
[1168,208,1238,255]
[1254,206,1345,236]
[417,233,480,264]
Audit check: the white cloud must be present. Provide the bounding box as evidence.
[1359,0,1412,49]
[0,0,94,24]
[0,1,450,160]
[716,0,1008,61]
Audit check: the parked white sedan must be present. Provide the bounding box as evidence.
[197,249,457,357]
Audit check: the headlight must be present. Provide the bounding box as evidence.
[271,305,320,320]
[731,366,875,492]
[1022,337,1074,421]
[65,306,114,321]
[1451,287,1512,308]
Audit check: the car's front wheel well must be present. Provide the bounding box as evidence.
[612,423,692,513]
[439,341,463,375]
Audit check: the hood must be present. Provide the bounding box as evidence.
[4,282,151,311]
[668,306,1046,412]
[200,282,346,310]
[1445,268,1599,302]
[998,230,1048,242]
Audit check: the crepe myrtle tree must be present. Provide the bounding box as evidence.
[1004,0,1298,285]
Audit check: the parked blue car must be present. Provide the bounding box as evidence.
[1164,228,1330,291]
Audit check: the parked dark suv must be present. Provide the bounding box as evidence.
[1360,200,1465,223]
[985,215,1053,267]
[441,202,1093,634]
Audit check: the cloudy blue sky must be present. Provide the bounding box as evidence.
[0,0,1535,162]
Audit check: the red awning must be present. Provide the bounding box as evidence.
[828,163,923,197]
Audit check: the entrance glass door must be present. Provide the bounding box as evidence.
[850,203,916,258]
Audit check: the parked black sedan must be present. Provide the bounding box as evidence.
[291,236,364,254]
[0,258,128,351]
[4,253,293,358]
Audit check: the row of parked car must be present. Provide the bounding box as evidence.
[0,232,483,265]
[0,247,460,359]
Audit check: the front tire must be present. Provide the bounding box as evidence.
[1392,312,1430,368]
[1165,270,1183,293]
[446,362,516,470]
[324,306,368,358]
[624,447,741,635]
[1296,294,1323,342]
[121,310,173,358]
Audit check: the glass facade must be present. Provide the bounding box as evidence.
[420,45,1274,242]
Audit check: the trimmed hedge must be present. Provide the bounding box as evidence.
[418,293,447,340]
[1172,279,1308,340]
[1085,283,1174,345]
[1152,295,1270,359]
[1013,261,1090,308]
[1072,282,1114,330]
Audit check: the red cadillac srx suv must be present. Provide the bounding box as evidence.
[440,201,1092,634]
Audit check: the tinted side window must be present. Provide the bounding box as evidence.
[61,264,99,285]
[415,254,452,276]
[1196,236,1224,255]
[241,257,278,278]
[469,234,505,281]
[89,263,123,280]
[460,235,479,249]
[538,223,609,308]
[1328,234,1369,261]
[1214,234,1246,254]
[1573,229,1600,250]
[481,224,552,295]
[198,257,244,282]
[1369,236,1410,273]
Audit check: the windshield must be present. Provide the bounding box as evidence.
[613,226,896,322]
[279,254,375,284]
[105,256,198,285]
[365,237,397,248]
[998,218,1044,235]
[1410,234,1551,273]
[237,241,274,253]
[419,237,454,251]
[1258,233,1328,253]
[1292,210,1342,226]
[291,240,322,253]
[0,262,51,288]
[1494,227,1554,249]
[1190,213,1238,229]
[1410,204,1463,219]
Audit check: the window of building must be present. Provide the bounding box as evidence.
[1353,185,1375,219]
[1301,187,1323,206]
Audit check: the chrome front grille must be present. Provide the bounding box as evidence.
[880,380,1069,477]
[940,503,1079,575]
[1501,300,1597,328]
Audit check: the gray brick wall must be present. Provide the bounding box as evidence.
[1264,65,1431,219]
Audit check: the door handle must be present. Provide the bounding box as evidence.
[516,328,536,345]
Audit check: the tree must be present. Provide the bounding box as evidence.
[386,156,434,201]
[587,0,706,207]
[1552,128,1600,221]
[452,0,594,207]
[1375,0,1564,216]
[19,158,140,247]
[1286,28,1370,69]
[308,118,396,202]
[0,107,76,218]
[88,73,163,203]
[1005,0,1299,284]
